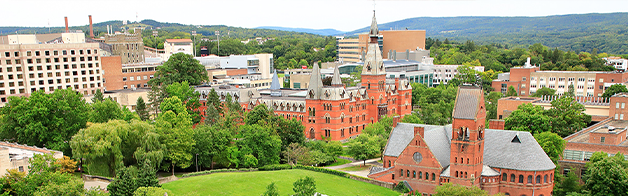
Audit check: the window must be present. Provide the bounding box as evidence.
[418,171,422,179]
[502,173,507,181]
[601,137,605,143]
[518,175,524,183]
[578,78,585,82]
[432,173,435,181]
[522,77,526,81]
[407,170,410,177]
[536,175,541,183]
[527,175,533,184]
[413,171,416,178]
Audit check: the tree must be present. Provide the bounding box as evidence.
[92,89,104,103]
[0,89,90,156]
[531,87,557,97]
[148,53,208,86]
[135,160,160,189]
[263,182,280,196]
[566,84,575,97]
[504,104,553,135]
[434,183,488,196]
[602,84,628,98]
[282,143,312,165]
[506,86,518,97]
[293,176,316,196]
[156,96,195,175]
[454,64,479,85]
[193,125,232,169]
[553,169,583,196]
[584,153,628,196]
[89,99,138,123]
[242,154,258,168]
[108,167,138,196]
[485,92,503,120]
[237,124,282,167]
[534,132,565,164]
[347,134,382,165]
[71,120,164,177]
[135,97,149,121]
[133,187,173,196]
[401,113,424,124]
[165,81,203,124]
[55,156,77,174]
[33,177,85,196]
[548,96,591,137]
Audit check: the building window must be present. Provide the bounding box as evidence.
[527,175,533,184]
[418,171,422,179]
[519,175,524,183]
[601,137,605,143]
[536,175,541,184]
[502,173,507,181]
[432,173,435,181]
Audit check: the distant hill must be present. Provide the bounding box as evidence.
[344,13,628,54]
[255,26,344,36]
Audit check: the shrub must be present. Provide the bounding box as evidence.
[394,182,410,193]
[258,164,294,171]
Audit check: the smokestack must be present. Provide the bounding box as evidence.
[64,16,69,33]
[89,15,94,38]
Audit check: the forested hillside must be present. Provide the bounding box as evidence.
[345,13,628,54]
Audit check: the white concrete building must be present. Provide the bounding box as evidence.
[163,39,193,61]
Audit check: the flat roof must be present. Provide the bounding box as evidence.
[568,120,628,146]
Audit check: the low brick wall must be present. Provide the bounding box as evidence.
[348,175,395,189]
[82,174,113,182]
[158,175,178,184]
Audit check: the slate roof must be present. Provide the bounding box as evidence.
[452,86,482,120]
[369,166,392,176]
[383,123,555,172]
[481,165,500,176]
[270,70,280,90]
[307,64,324,99]
[331,65,342,86]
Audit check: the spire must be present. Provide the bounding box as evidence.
[369,10,379,37]
[307,64,324,99]
[270,69,282,96]
[331,65,343,87]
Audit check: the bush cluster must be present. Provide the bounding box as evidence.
[181,168,257,178]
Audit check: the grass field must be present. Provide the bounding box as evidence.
[162,169,399,196]
[325,158,352,167]
[339,165,371,171]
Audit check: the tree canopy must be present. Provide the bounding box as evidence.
[601,84,628,98]
[148,53,208,86]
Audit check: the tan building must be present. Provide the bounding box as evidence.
[101,56,158,91]
[101,88,150,111]
[0,142,63,176]
[357,30,426,59]
[337,38,361,63]
[0,35,104,106]
[163,39,193,61]
[105,29,145,64]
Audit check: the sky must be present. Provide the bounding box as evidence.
[3,0,628,32]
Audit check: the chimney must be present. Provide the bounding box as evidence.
[64,16,69,33]
[89,15,94,38]
[489,119,505,130]
[392,116,400,127]
[414,126,424,138]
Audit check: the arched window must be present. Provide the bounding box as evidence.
[432,173,436,181]
[407,170,410,177]
[388,160,391,167]
[518,175,524,183]
[536,175,541,184]
[510,174,515,182]
[425,172,429,180]
[527,175,533,184]
[544,174,548,183]
[455,157,457,163]
[464,172,468,178]
[504,193,510,196]
[418,171,422,179]
[400,169,403,177]
[467,158,470,164]
[455,171,459,177]
[413,171,416,178]
[502,173,507,181]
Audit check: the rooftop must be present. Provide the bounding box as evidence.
[165,39,193,43]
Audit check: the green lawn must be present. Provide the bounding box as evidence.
[339,165,371,172]
[325,158,352,167]
[162,169,399,196]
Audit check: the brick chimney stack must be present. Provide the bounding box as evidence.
[89,15,94,38]
[64,16,69,33]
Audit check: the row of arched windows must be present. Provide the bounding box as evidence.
[501,173,552,184]
[399,169,436,181]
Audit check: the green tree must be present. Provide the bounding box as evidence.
[193,125,232,169]
[133,187,172,196]
[107,167,138,196]
[504,104,553,135]
[0,89,90,156]
[553,169,583,196]
[242,154,258,168]
[506,86,518,97]
[584,153,628,196]
[454,64,479,85]
[401,113,424,124]
[282,143,312,165]
[135,97,149,121]
[135,160,160,189]
[156,96,195,175]
[347,134,382,165]
[293,176,316,196]
[262,182,280,196]
[148,53,208,86]
[534,132,565,164]
[548,96,591,137]
[89,99,138,123]
[566,84,576,97]
[602,84,628,98]
[33,177,85,196]
[433,183,488,196]
[485,92,503,120]
[531,87,557,97]
[92,89,104,103]
[165,81,203,124]
[237,124,282,167]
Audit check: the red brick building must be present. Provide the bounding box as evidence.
[368,86,556,195]
[195,12,412,141]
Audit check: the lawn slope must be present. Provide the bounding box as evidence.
[162,169,399,196]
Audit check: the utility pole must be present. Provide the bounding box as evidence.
[215,31,220,56]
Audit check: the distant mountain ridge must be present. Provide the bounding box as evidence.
[344,12,628,54]
[255,26,344,36]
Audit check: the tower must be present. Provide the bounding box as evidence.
[362,10,388,123]
[448,85,486,187]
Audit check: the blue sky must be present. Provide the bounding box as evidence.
[4,0,628,32]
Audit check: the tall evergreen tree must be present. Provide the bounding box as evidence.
[136,97,149,121]
[136,160,160,188]
[92,89,104,103]
[108,167,138,196]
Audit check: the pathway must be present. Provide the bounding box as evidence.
[326,158,381,178]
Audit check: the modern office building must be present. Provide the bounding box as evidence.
[492,58,628,97]
[337,38,361,63]
[0,33,105,106]
[357,30,426,59]
[196,53,274,80]
[433,65,484,85]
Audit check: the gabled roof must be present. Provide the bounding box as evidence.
[384,123,556,172]
[307,64,324,99]
[331,65,342,86]
[452,86,482,120]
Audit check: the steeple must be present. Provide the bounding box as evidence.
[270,69,282,96]
[331,65,343,87]
[369,10,379,41]
[307,64,324,99]
[362,10,385,76]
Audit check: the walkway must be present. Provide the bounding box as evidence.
[84,180,109,190]
[326,158,381,178]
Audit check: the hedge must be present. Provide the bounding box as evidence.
[258,164,294,171]
[181,168,257,178]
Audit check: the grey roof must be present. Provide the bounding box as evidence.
[369,166,392,176]
[369,10,379,36]
[383,123,452,168]
[452,86,482,120]
[383,123,555,172]
[483,129,556,171]
[270,69,280,90]
[481,165,500,176]
[307,64,324,99]
[331,65,342,85]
